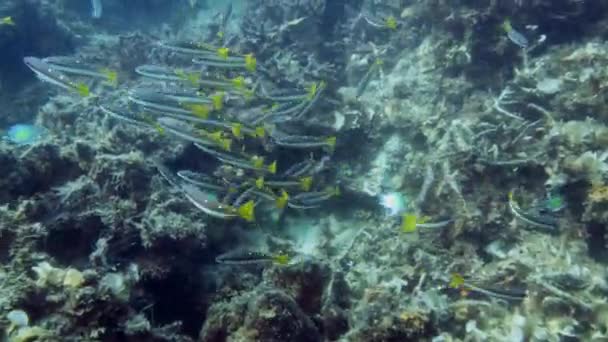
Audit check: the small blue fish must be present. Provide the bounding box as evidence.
[4,124,46,145]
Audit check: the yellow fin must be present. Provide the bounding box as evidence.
[245,53,257,72]
[255,177,264,189]
[401,214,417,233]
[252,156,265,169]
[307,82,318,100]
[212,92,224,110]
[1,16,15,26]
[175,69,200,85]
[243,88,255,100]
[187,104,210,119]
[74,83,90,97]
[299,177,313,191]
[268,160,277,174]
[237,200,255,222]
[153,122,165,136]
[272,253,290,265]
[100,68,118,87]
[502,19,512,33]
[231,123,243,139]
[219,138,232,151]
[325,136,336,152]
[449,273,465,289]
[232,76,245,89]
[254,126,266,138]
[206,130,223,142]
[174,68,186,79]
[217,47,230,59]
[186,73,200,85]
[385,15,397,30]
[276,190,289,209]
[418,216,431,224]
[217,31,224,39]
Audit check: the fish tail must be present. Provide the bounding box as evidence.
[324,136,337,152]
[74,83,90,97]
[189,104,210,119]
[245,53,257,72]
[101,68,118,87]
[299,176,313,191]
[255,177,264,189]
[268,161,277,174]
[212,92,224,110]
[254,126,266,138]
[219,138,232,151]
[276,190,289,209]
[272,253,290,265]
[402,214,417,233]
[231,123,242,139]
[237,200,255,222]
[217,47,230,60]
[502,19,512,33]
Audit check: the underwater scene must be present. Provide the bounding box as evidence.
[2,0,608,341]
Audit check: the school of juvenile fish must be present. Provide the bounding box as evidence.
[24,38,338,223]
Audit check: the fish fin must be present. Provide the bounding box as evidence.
[188,104,210,119]
[212,92,224,110]
[175,69,199,85]
[242,88,255,100]
[187,73,200,86]
[174,69,186,80]
[245,53,257,72]
[449,273,465,289]
[217,47,230,59]
[385,15,397,30]
[206,130,223,142]
[325,136,336,152]
[401,214,417,233]
[254,126,266,138]
[231,123,242,139]
[1,17,15,26]
[268,161,277,174]
[255,177,264,189]
[252,156,264,169]
[276,190,289,209]
[299,177,313,191]
[307,82,318,100]
[232,76,245,89]
[74,83,90,97]
[502,19,512,33]
[272,253,290,265]
[219,138,232,151]
[418,216,431,224]
[153,122,165,136]
[100,68,118,87]
[237,200,255,222]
